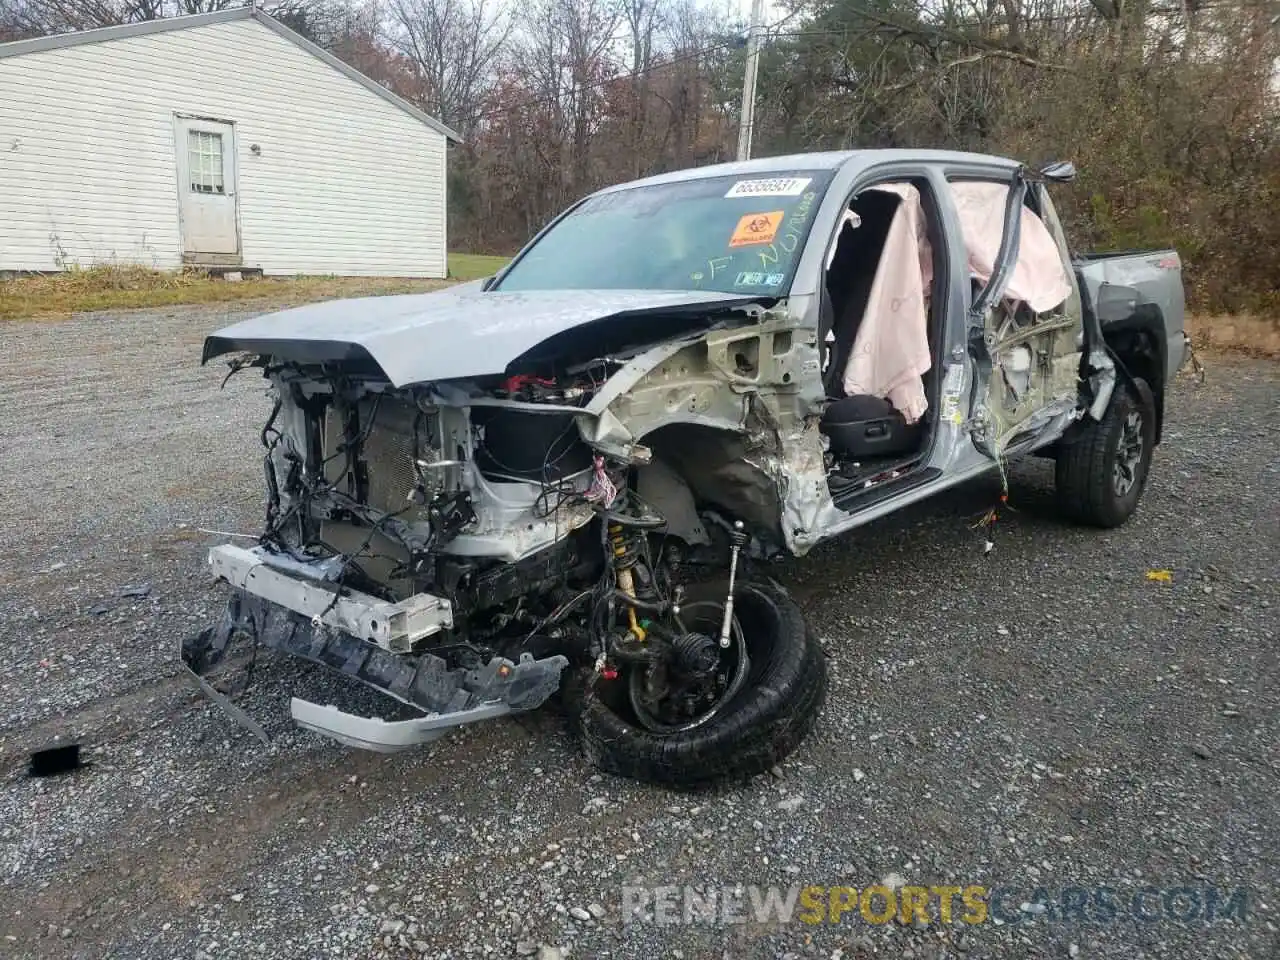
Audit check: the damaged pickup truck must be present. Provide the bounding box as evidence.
[187,150,1189,785]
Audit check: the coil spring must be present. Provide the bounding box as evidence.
[608,522,643,571]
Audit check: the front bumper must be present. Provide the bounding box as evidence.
[289,698,516,752]
[183,545,567,752]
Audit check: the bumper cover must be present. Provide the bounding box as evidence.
[289,699,515,752]
[184,547,568,752]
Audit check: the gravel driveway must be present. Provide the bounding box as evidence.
[0,304,1275,960]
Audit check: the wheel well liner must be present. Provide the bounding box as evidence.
[1103,306,1167,443]
[640,423,783,542]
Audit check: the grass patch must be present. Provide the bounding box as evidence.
[447,253,510,281]
[1187,314,1280,359]
[0,255,508,321]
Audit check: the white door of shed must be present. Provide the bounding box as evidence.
[175,117,240,261]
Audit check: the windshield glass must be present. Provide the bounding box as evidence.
[493,171,833,297]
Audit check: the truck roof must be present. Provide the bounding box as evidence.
[593,149,1021,196]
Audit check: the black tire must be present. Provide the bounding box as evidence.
[1055,376,1156,528]
[572,579,827,787]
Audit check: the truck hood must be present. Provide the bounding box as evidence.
[203,284,764,387]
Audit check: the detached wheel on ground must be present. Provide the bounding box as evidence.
[572,579,827,787]
[1055,376,1157,527]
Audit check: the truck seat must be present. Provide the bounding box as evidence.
[820,394,923,460]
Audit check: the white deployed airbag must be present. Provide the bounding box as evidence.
[841,182,933,423]
[949,180,1073,314]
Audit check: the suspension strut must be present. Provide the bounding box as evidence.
[609,521,646,642]
[719,520,747,648]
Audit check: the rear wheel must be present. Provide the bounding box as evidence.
[1054,376,1156,527]
[573,579,827,787]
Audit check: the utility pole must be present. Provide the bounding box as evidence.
[736,0,765,161]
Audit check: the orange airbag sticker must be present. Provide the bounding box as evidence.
[729,211,784,247]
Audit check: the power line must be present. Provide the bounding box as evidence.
[779,0,1280,34]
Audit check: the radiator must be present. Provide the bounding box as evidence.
[324,396,440,514]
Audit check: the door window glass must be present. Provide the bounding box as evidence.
[188,131,225,194]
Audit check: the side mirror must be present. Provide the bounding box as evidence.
[1039,161,1077,183]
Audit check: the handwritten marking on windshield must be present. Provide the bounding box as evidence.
[757,191,817,269]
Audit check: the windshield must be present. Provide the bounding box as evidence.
[493,172,833,297]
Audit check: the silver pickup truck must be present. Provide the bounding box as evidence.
[187,150,1188,786]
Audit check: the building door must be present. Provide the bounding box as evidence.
[175,116,239,262]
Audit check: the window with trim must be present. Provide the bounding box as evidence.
[188,131,225,195]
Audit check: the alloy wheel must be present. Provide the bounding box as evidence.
[1113,409,1145,497]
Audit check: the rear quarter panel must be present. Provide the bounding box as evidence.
[1076,251,1188,380]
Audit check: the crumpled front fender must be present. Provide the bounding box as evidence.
[576,314,836,555]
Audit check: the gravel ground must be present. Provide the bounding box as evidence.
[0,304,1276,960]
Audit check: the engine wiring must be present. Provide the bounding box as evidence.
[256,384,418,576]
[318,390,383,472]
[220,353,265,389]
[251,366,682,667]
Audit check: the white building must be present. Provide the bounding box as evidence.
[0,8,459,277]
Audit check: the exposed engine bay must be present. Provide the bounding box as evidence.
[183,335,795,763]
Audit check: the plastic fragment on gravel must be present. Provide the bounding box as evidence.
[28,743,83,778]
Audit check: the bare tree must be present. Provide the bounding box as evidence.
[557,0,623,186]
[617,0,664,175]
[0,0,342,38]
[504,0,622,192]
[1,0,138,34]
[387,0,511,133]
[622,0,661,75]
